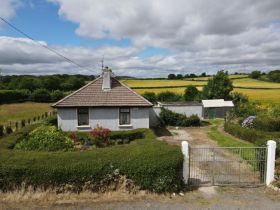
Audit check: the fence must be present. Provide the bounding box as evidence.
[182,140,276,186]
[0,110,57,137]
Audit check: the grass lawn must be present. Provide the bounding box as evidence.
[207,120,252,147]
[0,102,53,124]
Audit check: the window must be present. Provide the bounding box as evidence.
[119,108,131,125]
[77,108,89,126]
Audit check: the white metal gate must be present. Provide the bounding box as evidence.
[188,146,267,186]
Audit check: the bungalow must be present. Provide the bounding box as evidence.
[52,67,153,131]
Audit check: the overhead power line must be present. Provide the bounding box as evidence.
[0,16,93,72]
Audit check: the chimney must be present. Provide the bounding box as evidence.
[102,66,112,91]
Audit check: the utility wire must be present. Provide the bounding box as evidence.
[0,16,93,72]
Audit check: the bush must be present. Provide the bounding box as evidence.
[0,124,39,149]
[30,88,51,102]
[51,90,64,101]
[43,116,57,126]
[90,126,111,147]
[142,92,157,103]
[15,125,74,151]
[0,125,4,137]
[157,91,182,102]
[159,108,201,127]
[0,89,30,104]
[0,129,183,193]
[252,117,280,132]
[224,122,280,155]
[184,85,200,101]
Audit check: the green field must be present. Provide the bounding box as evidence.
[123,77,280,104]
[0,102,53,124]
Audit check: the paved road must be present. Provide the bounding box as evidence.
[1,186,280,210]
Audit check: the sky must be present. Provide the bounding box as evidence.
[0,0,280,77]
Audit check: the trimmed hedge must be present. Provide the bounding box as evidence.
[159,108,201,127]
[0,126,183,193]
[253,117,280,132]
[224,122,280,155]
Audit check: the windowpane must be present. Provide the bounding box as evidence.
[119,108,130,125]
[78,108,89,125]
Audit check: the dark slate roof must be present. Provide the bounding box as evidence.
[52,77,153,107]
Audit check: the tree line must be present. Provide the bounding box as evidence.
[249,70,280,83]
[0,74,95,104]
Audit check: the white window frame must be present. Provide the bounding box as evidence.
[77,107,89,126]
[119,107,131,126]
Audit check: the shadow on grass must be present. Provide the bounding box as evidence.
[152,126,172,137]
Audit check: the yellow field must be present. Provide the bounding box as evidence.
[122,79,206,87]
[0,102,53,124]
[234,88,280,104]
[190,74,248,81]
[232,78,280,88]
[134,87,280,104]
[123,76,280,90]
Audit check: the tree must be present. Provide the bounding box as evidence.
[31,88,51,102]
[230,92,248,106]
[157,91,182,102]
[202,70,233,99]
[168,74,176,79]
[184,85,200,101]
[142,92,157,103]
[249,71,261,79]
[200,72,206,77]
[176,74,183,79]
[42,76,61,91]
[51,90,64,101]
[267,70,280,82]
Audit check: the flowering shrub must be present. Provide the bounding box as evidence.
[241,116,256,128]
[15,125,74,151]
[68,132,78,142]
[90,126,111,147]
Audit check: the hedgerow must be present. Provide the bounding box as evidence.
[224,122,280,155]
[0,125,183,193]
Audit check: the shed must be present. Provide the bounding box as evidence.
[202,99,234,119]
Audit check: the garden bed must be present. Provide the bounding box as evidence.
[0,123,183,193]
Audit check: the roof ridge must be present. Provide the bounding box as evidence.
[51,76,102,107]
[116,78,153,106]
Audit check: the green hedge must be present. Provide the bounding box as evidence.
[0,126,183,193]
[224,122,280,155]
[253,117,280,132]
[0,90,30,104]
[159,108,201,127]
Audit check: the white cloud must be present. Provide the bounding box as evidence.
[0,0,21,27]
[2,1,280,76]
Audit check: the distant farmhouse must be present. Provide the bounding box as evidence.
[53,67,234,131]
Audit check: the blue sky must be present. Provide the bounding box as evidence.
[0,0,280,77]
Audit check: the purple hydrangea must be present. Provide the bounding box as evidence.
[242,116,256,128]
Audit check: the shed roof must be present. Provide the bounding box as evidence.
[202,99,234,108]
[52,76,153,107]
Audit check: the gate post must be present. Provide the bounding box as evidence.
[181,141,189,184]
[266,140,276,186]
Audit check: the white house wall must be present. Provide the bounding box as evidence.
[57,108,77,131]
[57,107,150,131]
